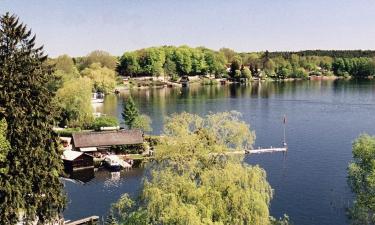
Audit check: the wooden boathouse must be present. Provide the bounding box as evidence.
[62,150,94,172]
[72,130,144,151]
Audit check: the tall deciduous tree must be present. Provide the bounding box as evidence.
[112,112,289,225]
[0,13,65,224]
[122,96,139,129]
[82,50,118,70]
[348,134,375,224]
[56,77,94,128]
[81,63,116,94]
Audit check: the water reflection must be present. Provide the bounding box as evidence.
[67,169,95,183]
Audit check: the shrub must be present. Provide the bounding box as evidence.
[111,144,145,154]
[55,127,82,137]
[91,116,119,131]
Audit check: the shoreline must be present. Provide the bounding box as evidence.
[115,75,367,91]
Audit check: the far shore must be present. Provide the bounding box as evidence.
[114,74,367,91]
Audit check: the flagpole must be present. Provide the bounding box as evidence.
[283,115,287,147]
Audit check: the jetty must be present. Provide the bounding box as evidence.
[224,146,287,155]
[247,146,287,154]
[64,216,99,225]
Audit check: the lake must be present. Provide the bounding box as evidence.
[63,79,375,225]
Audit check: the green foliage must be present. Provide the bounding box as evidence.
[332,58,375,78]
[111,144,145,154]
[348,134,375,224]
[0,119,10,175]
[122,96,139,129]
[81,63,116,94]
[56,77,94,128]
[117,52,140,77]
[163,57,177,78]
[81,50,118,70]
[118,46,227,78]
[0,13,65,224]
[91,116,119,131]
[54,127,82,137]
[219,47,236,62]
[133,114,152,133]
[105,213,118,225]
[174,46,193,75]
[138,47,165,77]
[290,68,308,79]
[113,112,284,225]
[204,51,226,76]
[229,55,242,78]
[241,67,252,79]
[54,54,77,74]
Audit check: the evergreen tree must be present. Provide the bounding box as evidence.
[0,13,65,224]
[121,95,139,129]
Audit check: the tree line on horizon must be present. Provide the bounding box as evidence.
[115,46,375,80]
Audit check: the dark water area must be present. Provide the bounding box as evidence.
[64,79,375,225]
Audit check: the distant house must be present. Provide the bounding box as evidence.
[62,150,94,172]
[72,130,144,152]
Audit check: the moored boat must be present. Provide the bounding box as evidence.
[104,155,122,171]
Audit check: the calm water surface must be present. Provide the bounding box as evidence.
[64,80,375,225]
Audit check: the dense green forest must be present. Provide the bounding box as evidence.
[116,46,375,80]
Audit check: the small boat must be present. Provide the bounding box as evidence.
[104,155,122,171]
[91,92,104,104]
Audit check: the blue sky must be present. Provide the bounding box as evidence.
[1,0,375,56]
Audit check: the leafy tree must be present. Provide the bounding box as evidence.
[0,13,65,224]
[81,63,116,93]
[117,52,140,77]
[138,47,166,77]
[190,48,208,75]
[174,47,192,76]
[163,57,177,79]
[229,56,242,78]
[133,114,152,133]
[112,112,289,225]
[54,54,77,74]
[276,67,291,79]
[348,134,375,224]
[81,50,118,70]
[219,47,236,62]
[56,77,94,127]
[290,68,308,79]
[241,67,252,79]
[46,55,80,91]
[122,96,139,129]
[204,51,226,77]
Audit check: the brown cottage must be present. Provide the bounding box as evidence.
[72,130,144,150]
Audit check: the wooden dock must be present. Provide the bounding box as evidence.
[223,146,287,155]
[64,216,99,225]
[247,146,287,154]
